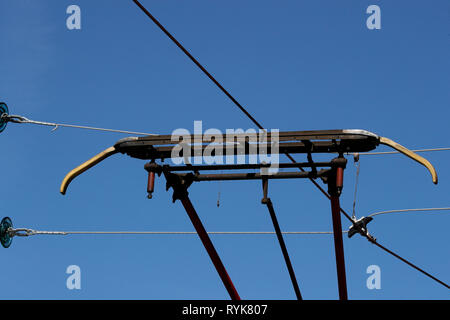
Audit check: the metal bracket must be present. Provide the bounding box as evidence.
[327,156,347,196]
[348,216,374,238]
[163,169,195,203]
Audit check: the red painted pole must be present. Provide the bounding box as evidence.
[330,166,348,300]
[180,196,241,300]
[330,195,348,300]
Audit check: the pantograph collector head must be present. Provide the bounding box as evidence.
[59,129,438,195]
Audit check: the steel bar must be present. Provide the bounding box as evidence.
[149,162,334,172]
[330,195,348,300]
[179,195,240,300]
[117,131,380,161]
[175,170,330,182]
[328,163,348,300]
[117,129,379,145]
[263,198,303,300]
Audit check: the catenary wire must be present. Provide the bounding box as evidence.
[13,207,450,235]
[10,229,344,237]
[367,238,449,289]
[368,207,450,218]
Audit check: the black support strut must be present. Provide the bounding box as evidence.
[261,178,302,300]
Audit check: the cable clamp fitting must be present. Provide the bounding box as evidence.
[348,216,373,239]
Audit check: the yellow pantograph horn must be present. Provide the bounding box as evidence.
[60,146,118,195]
[379,137,438,184]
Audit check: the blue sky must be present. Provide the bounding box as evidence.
[0,0,449,299]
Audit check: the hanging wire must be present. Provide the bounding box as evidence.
[217,190,221,207]
[4,114,158,136]
[351,153,361,221]
[368,207,450,218]
[217,170,223,208]
[355,147,450,156]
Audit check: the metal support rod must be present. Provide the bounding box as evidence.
[161,168,240,299]
[174,170,330,182]
[150,161,334,172]
[158,166,240,300]
[263,196,303,300]
[330,195,348,300]
[179,196,240,300]
[328,159,348,300]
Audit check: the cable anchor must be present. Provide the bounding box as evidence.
[0,217,41,248]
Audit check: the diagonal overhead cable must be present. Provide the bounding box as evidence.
[130,0,449,290]
[367,238,449,289]
[131,0,264,129]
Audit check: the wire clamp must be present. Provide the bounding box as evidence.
[163,170,194,203]
[348,216,373,238]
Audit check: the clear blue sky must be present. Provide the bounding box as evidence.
[0,0,449,299]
